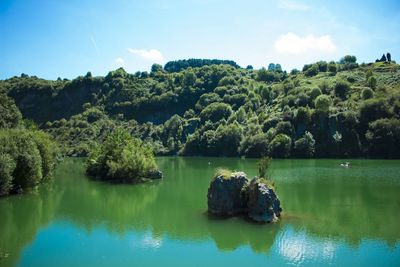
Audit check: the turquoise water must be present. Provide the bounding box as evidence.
[0,158,399,267]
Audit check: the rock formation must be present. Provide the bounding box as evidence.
[207,172,248,216]
[207,171,282,223]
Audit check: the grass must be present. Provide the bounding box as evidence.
[214,168,232,180]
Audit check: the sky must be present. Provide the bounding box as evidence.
[0,0,399,79]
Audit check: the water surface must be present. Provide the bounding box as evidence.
[0,158,399,267]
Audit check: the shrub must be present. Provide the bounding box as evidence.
[359,98,392,124]
[0,129,57,192]
[0,154,16,196]
[268,134,292,158]
[257,157,271,179]
[294,131,315,158]
[239,133,269,158]
[0,94,22,128]
[305,64,319,77]
[315,95,331,113]
[334,80,351,99]
[200,102,233,123]
[86,128,158,181]
[327,61,337,73]
[367,76,377,89]
[366,118,400,158]
[361,88,374,100]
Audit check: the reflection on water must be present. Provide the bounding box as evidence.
[0,157,400,267]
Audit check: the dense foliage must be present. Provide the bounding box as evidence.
[0,93,59,196]
[1,56,400,159]
[86,128,158,181]
[0,129,58,196]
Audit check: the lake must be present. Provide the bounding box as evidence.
[0,157,399,267]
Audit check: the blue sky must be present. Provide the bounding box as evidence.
[0,0,399,79]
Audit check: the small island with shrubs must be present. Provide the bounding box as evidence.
[207,157,282,223]
[86,128,162,183]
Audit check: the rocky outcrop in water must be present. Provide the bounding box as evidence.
[247,179,282,223]
[207,172,282,223]
[207,172,248,216]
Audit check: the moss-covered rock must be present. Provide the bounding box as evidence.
[207,170,282,223]
[207,171,248,216]
[247,178,282,223]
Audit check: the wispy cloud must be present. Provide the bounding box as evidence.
[278,0,310,11]
[127,48,164,61]
[274,33,337,54]
[115,57,125,66]
[90,35,99,56]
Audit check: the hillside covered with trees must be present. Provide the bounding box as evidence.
[1,55,399,159]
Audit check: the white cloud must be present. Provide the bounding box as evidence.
[115,57,125,66]
[278,0,310,11]
[127,48,164,61]
[274,33,337,55]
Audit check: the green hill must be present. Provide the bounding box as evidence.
[1,56,399,158]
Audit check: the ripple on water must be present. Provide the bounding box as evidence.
[276,226,337,266]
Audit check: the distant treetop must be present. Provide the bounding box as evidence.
[164,59,240,72]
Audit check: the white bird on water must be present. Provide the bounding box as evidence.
[340,162,351,168]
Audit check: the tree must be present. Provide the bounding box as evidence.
[317,61,328,72]
[366,118,400,158]
[239,133,269,158]
[151,64,163,74]
[199,102,233,123]
[275,121,293,137]
[0,94,22,128]
[212,123,243,156]
[359,99,392,125]
[257,67,275,82]
[86,128,158,181]
[268,63,276,71]
[334,80,351,99]
[380,54,387,62]
[268,134,292,158]
[327,61,337,73]
[367,76,377,89]
[387,52,391,62]
[0,129,58,195]
[304,64,319,77]
[0,154,16,196]
[340,55,357,64]
[182,70,197,87]
[315,95,331,113]
[361,88,374,100]
[294,131,315,158]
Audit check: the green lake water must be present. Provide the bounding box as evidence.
[0,157,400,267]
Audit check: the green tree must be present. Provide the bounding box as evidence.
[239,133,269,158]
[367,76,377,89]
[0,94,22,128]
[340,55,357,64]
[0,154,16,196]
[334,80,351,99]
[257,67,275,82]
[361,88,374,100]
[294,131,315,158]
[86,128,158,181]
[304,64,319,77]
[315,95,331,113]
[268,134,292,158]
[200,102,233,123]
[366,119,400,158]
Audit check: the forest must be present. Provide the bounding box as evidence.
[1,54,399,160]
